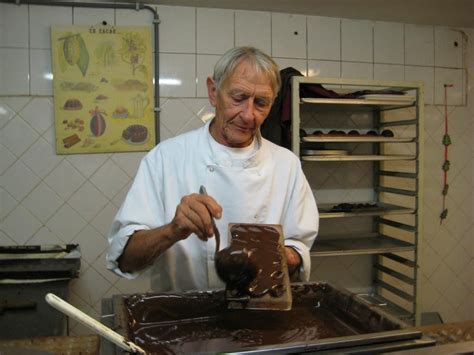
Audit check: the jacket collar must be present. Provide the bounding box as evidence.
[202,118,266,169]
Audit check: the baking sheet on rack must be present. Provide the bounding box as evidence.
[302,136,414,143]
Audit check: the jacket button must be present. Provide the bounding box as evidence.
[208,166,214,172]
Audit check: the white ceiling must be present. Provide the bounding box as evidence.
[136,0,474,28]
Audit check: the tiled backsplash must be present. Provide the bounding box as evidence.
[0,4,468,103]
[1,3,473,334]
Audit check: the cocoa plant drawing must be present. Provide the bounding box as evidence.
[95,41,116,68]
[58,33,90,76]
[118,32,147,77]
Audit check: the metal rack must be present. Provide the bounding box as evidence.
[291,76,424,326]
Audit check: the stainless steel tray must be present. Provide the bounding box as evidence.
[107,282,434,354]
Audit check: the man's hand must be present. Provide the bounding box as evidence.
[285,246,302,275]
[118,192,222,273]
[170,193,222,241]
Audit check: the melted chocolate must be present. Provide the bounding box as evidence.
[125,284,357,354]
[215,224,285,297]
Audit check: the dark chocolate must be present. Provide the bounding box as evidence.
[381,129,394,137]
[125,284,357,354]
[215,224,284,297]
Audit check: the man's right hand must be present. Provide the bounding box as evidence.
[170,193,222,241]
[118,192,222,273]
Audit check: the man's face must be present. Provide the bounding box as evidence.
[207,61,274,148]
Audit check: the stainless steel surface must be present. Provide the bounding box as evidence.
[222,332,435,354]
[390,341,474,354]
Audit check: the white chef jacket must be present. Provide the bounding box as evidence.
[106,119,318,292]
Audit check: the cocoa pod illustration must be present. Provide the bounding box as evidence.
[89,107,107,136]
[63,35,82,65]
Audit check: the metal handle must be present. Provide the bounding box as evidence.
[45,293,146,354]
[199,185,220,255]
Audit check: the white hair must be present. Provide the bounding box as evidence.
[213,47,281,97]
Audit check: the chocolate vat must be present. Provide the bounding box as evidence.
[108,282,433,354]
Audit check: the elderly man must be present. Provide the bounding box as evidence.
[107,46,318,291]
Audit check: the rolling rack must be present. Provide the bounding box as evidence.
[291,76,424,325]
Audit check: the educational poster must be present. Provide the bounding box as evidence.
[51,26,155,154]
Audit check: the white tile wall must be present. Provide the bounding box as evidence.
[66,153,108,179]
[3,204,42,244]
[0,2,473,332]
[308,60,341,78]
[235,10,271,53]
[374,21,404,64]
[90,160,129,199]
[2,160,40,201]
[434,68,464,105]
[2,115,39,156]
[0,97,30,113]
[182,98,215,123]
[159,53,196,97]
[405,66,435,104]
[271,13,307,58]
[434,27,464,68]
[1,189,18,226]
[374,64,404,81]
[68,182,109,222]
[341,61,373,79]
[30,49,54,96]
[45,203,87,242]
[196,54,220,97]
[0,3,29,48]
[21,97,54,134]
[0,101,15,128]
[405,24,435,66]
[0,48,29,95]
[22,182,63,223]
[0,144,16,176]
[197,8,234,54]
[29,5,73,49]
[44,159,86,200]
[155,6,195,53]
[160,98,195,135]
[73,8,114,26]
[341,19,373,62]
[307,16,341,61]
[116,7,155,27]
[111,151,146,177]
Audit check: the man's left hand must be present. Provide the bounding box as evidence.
[285,246,302,275]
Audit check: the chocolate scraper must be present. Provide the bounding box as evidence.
[216,223,293,311]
